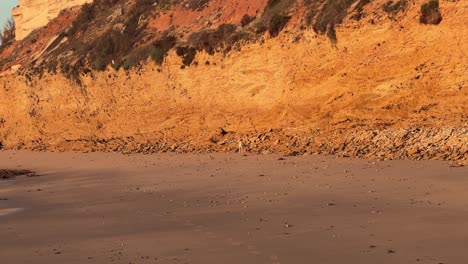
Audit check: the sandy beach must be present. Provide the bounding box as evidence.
[0,151,467,263]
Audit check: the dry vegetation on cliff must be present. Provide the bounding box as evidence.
[2,0,449,77]
[0,18,16,54]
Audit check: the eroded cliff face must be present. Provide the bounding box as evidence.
[0,0,467,164]
[12,0,92,41]
[1,16,467,163]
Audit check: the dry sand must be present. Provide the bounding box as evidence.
[0,151,467,263]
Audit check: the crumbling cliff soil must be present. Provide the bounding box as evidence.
[0,0,466,164]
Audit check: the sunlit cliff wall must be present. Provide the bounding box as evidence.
[12,0,92,40]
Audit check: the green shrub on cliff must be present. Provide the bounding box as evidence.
[176,46,197,66]
[420,0,442,24]
[269,14,290,37]
[186,0,211,10]
[314,0,355,34]
[382,0,407,16]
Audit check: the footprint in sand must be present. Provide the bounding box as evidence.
[226,238,244,246]
[247,245,261,255]
[269,255,281,264]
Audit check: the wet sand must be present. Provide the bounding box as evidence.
[0,151,467,264]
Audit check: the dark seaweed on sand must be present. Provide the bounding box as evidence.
[0,169,35,180]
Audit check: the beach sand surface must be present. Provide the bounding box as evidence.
[0,151,467,263]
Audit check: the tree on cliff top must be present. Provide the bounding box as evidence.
[0,17,15,48]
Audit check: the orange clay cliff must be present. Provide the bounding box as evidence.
[0,0,466,164]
